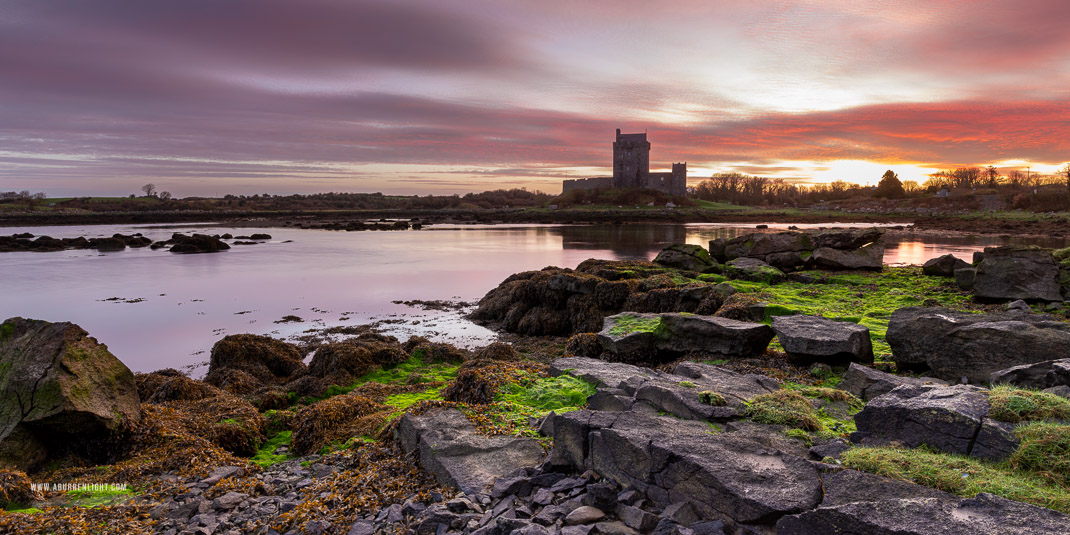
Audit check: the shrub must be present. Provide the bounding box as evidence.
[743,390,820,431]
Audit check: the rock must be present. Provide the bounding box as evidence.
[549,410,822,527]
[1045,385,1070,399]
[565,506,606,525]
[653,244,715,272]
[819,469,956,507]
[974,246,1063,302]
[707,239,727,263]
[922,254,971,277]
[346,521,375,535]
[771,315,873,365]
[212,491,247,510]
[0,318,141,471]
[596,313,774,361]
[168,233,230,254]
[249,233,271,240]
[811,228,884,250]
[851,384,1018,460]
[617,504,658,532]
[808,439,850,460]
[1006,299,1032,313]
[811,243,884,271]
[777,493,1070,535]
[838,363,946,401]
[724,232,814,261]
[886,307,1070,382]
[204,334,306,386]
[724,258,786,284]
[989,358,1070,389]
[954,267,975,290]
[397,409,545,494]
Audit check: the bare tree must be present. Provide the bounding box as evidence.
[158,191,173,200]
[141,183,157,197]
[1062,163,1070,193]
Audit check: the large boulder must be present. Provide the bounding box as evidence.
[724,258,786,284]
[205,334,306,387]
[653,244,715,272]
[771,315,873,365]
[397,408,545,494]
[851,384,1017,461]
[922,254,971,277]
[778,493,1070,535]
[886,307,1070,382]
[811,243,884,271]
[724,232,814,261]
[973,246,1063,303]
[0,318,141,471]
[549,409,823,530]
[596,313,775,362]
[838,363,946,401]
[989,358,1070,389]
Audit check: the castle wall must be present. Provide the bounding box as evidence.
[562,176,614,193]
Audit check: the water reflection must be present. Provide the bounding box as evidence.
[1,222,1064,373]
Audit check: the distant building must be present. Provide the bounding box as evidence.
[562,129,686,196]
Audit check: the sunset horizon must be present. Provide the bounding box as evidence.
[2,0,1069,197]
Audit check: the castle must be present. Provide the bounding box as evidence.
[562,129,687,196]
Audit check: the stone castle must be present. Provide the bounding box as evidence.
[562,129,687,196]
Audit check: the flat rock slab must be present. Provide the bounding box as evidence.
[549,409,822,528]
[838,362,946,401]
[811,243,884,271]
[851,384,1017,461]
[887,307,1070,382]
[990,358,1070,389]
[397,409,545,494]
[974,246,1063,303]
[596,313,774,360]
[777,493,1070,535]
[771,315,874,365]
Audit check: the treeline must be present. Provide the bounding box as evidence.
[923,166,1069,191]
[691,173,868,205]
[215,189,553,211]
[0,191,47,201]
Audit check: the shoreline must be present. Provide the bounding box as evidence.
[2,207,1068,240]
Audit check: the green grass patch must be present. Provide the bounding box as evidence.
[57,488,135,508]
[725,266,973,359]
[841,446,1070,513]
[698,391,726,406]
[384,387,445,412]
[1009,422,1070,487]
[744,390,820,432]
[496,373,597,412]
[746,386,862,440]
[308,355,460,403]
[251,431,292,468]
[988,385,1070,423]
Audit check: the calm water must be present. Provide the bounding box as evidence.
[1,222,1064,374]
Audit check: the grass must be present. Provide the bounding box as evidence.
[987,385,1070,423]
[1008,422,1070,487]
[496,373,597,411]
[251,431,292,468]
[743,390,821,432]
[55,488,135,509]
[311,355,460,402]
[724,266,974,359]
[841,446,1070,513]
[744,386,863,440]
[698,391,726,406]
[690,199,752,211]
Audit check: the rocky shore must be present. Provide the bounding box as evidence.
[2,233,1070,534]
[0,232,272,254]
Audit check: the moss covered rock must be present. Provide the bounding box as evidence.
[0,317,141,471]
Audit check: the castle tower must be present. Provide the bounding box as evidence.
[612,128,650,189]
[671,162,687,197]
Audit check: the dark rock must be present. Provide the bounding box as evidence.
[811,243,884,271]
[617,504,658,532]
[1006,299,1032,313]
[771,315,873,365]
[249,233,272,240]
[491,476,532,499]
[724,232,814,261]
[819,470,956,507]
[168,233,230,254]
[886,307,1070,382]
[597,313,775,361]
[954,267,976,290]
[851,384,1017,460]
[974,246,1063,302]
[838,362,946,401]
[724,258,785,284]
[922,254,971,277]
[808,439,850,460]
[776,493,1070,535]
[93,237,127,251]
[397,409,545,494]
[0,318,141,471]
[811,228,884,250]
[653,244,715,272]
[989,358,1070,389]
[707,239,727,263]
[1045,385,1070,399]
[346,521,375,535]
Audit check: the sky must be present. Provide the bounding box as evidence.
[2,0,1069,197]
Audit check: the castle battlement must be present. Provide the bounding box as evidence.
[562,129,686,196]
